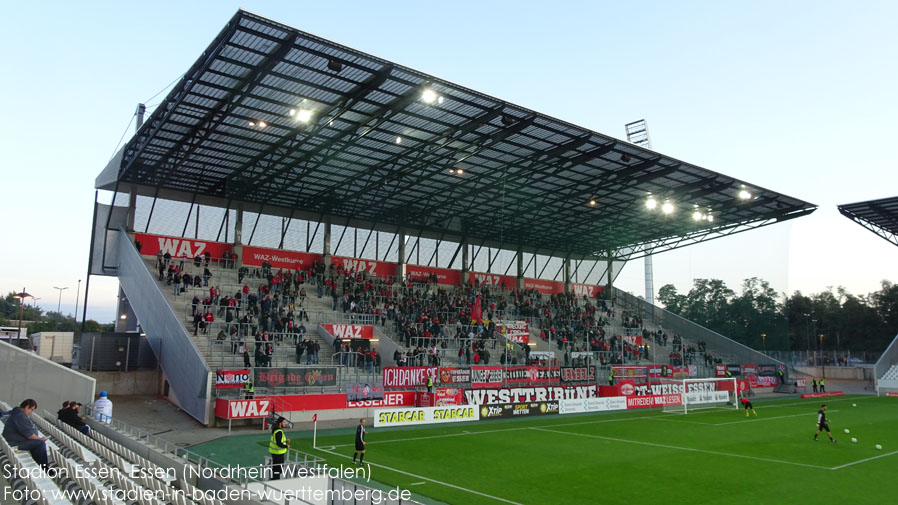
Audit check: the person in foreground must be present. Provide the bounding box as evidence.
[269,416,290,480]
[352,418,366,466]
[813,404,835,443]
[2,399,49,469]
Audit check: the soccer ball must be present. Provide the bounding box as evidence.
[852,403,857,407]
[844,429,850,434]
[875,444,883,450]
[851,438,857,443]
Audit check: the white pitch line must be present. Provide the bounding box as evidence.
[830,449,898,470]
[409,482,427,486]
[529,427,831,470]
[316,446,525,505]
[713,410,839,426]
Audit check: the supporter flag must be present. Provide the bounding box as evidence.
[471,294,483,324]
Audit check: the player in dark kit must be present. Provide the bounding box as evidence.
[813,404,835,442]
[352,418,366,465]
[740,397,757,417]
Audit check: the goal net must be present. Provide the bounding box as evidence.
[661,378,739,414]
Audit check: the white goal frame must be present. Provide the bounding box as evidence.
[661,377,740,414]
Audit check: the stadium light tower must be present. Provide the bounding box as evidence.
[53,286,68,330]
[625,120,654,304]
[13,288,34,351]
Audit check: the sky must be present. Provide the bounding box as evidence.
[2,1,896,323]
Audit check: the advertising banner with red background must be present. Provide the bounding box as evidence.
[406,265,462,285]
[135,232,233,259]
[242,245,321,270]
[332,256,397,278]
[415,389,463,407]
[215,369,251,389]
[321,324,373,340]
[383,366,438,388]
[626,394,682,409]
[715,365,727,377]
[439,367,471,384]
[471,366,504,388]
[215,391,418,415]
[622,336,643,346]
[214,399,272,419]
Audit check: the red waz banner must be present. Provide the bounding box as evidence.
[135,232,232,259]
[242,245,322,270]
[214,399,271,419]
[331,256,397,278]
[321,324,373,340]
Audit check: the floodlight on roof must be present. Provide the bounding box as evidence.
[257,121,267,129]
[422,88,438,104]
[620,153,631,163]
[395,136,402,144]
[296,109,313,123]
[662,201,675,214]
[327,58,343,72]
[438,96,444,104]
[738,189,752,200]
[645,197,658,210]
[248,121,255,127]
[708,215,714,222]
[501,115,515,126]
[692,211,703,221]
[455,168,464,175]
[589,199,597,206]
[288,109,296,116]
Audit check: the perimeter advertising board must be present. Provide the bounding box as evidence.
[558,396,628,414]
[135,232,233,260]
[374,405,479,427]
[479,401,559,420]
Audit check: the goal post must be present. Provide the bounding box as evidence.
[661,377,740,414]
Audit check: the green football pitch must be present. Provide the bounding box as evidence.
[193,395,898,505]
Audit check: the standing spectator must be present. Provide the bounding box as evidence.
[269,416,290,480]
[173,271,181,296]
[203,267,212,287]
[1,399,49,469]
[192,295,200,317]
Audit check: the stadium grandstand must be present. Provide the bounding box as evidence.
[839,196,898,395]
[81,9,821,426]
[13,9,898,505]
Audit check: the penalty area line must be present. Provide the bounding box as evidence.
[830,449,898,470]
[529,427,831,470]
[315,446,524,505]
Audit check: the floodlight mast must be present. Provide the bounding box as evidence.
[625,119,654,304]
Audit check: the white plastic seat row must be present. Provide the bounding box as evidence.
[178,477,224,505]
[34,414,98,464]
[49,446,126,505]
[0,424,72,505]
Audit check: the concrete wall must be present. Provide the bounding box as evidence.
[794,366,874,380]
[82,370,160,396]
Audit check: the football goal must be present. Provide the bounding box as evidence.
[661,377,739,414]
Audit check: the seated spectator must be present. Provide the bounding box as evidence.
[57,401,70,420]
[60,401,90,434]
[2,399,49,470]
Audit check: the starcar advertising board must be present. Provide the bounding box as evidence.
[479,401,559,420]
[374,405,479,427]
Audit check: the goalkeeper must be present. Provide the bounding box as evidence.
[739,397,757,417]
[813,404,836,443]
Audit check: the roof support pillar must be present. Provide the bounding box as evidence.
[234,206,244,245]
[127,185,137,232]
[606,254,614,297]
[564,257,572,295]
[397,230,407,282]
[461,240,469,285]
[323,217,332,266]
[516,250,524,291]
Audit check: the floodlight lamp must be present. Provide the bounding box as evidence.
[707,215,714,222]
[248,121,255,127]
[396,136,402,144]
[589,199,597,206]
[738,189,752,200]
[438,96,444,104]
[119,314,127,320]
[662,201,675,214]
[257,121,267,129]
[645,197,657,210]
[327,58,343,72]
[455,168,464,175]
[692,211,702,221]
[288,109,296,116]
[296,109,313,123]
[421,88,438,104]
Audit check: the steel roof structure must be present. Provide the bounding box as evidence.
[839,196,898,248]
[96,10,816,261]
